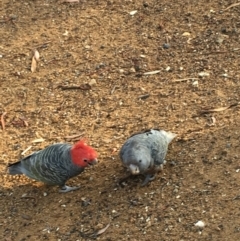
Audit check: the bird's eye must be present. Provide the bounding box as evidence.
[84,159,88,162]
[139,160,142,163]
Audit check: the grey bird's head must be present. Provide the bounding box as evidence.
[126,148,152,175]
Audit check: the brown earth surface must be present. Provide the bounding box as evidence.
[1,0,240,240]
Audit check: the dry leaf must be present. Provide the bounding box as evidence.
[31,56,37,72]
[224,2,240,11]
[200,103,239,114]
[33,49,40,61]
[90,223,110,237]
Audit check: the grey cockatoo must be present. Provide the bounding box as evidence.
[8,140,98,192]
[119,129,176,186]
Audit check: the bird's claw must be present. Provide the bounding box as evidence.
[141,174,156,187]
[59,185,80,193]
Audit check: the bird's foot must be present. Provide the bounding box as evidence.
[59,185,80,193]
[141,174,156,187]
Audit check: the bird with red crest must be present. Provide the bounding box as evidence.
[8,139,98,192]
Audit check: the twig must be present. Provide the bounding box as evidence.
[199,103,239,115]
[21,196,36,201]
[19,117,29,127]
[143,70,160,75]
[172,78,198,82]
[233,195,240,200]
[34,41,52,49]
[139,94,150,100]
[21,146,32,156]
[58,84,91,90]
[64,132,85,141]
[1,112,7,130]
[224,2,240,11]
[111,85,116,95]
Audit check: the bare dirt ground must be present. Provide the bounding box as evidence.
[0,0,240,240]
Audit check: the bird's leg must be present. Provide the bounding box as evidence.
[59,185,80,193]
[119,174,132,185]
[141,161,167,186]
[141,174,156,187]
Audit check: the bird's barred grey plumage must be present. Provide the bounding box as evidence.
[120,129,176,186]
[8,142,97,192]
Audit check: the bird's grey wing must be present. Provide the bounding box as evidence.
[129,128,160,138]
[150,135,168,166]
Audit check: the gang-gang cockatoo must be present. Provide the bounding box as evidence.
[119,129,176,186]
[8,140,98,192]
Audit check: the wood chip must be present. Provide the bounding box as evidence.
[31,56,37,72]
[1,112,7,130]
[143,70,160,75]
[139,94,150,100]
[172,78,198,82]
[32,138,45,143]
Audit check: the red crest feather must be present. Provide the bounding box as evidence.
[70,139,98,167]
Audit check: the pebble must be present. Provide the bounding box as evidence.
[195,220,205,228]
[163,43,170,49]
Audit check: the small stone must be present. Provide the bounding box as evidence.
[195,220,205,228]
[163,43,170,49]
[198,71,210,77]
[192,80,199,87]
[165,66,171,71]
[129,10,138,16]
[88,79,97,86]
[43,192,47,196]
[130,67,136,73]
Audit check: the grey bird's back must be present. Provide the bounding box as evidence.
[120,129,176,166]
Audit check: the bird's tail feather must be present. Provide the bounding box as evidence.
[161,130,177,143]
[8,162,23,175]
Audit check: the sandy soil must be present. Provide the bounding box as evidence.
[0,0,240,240]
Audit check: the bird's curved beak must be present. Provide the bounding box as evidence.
[129,164,140,175]
[89,158,98,166]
